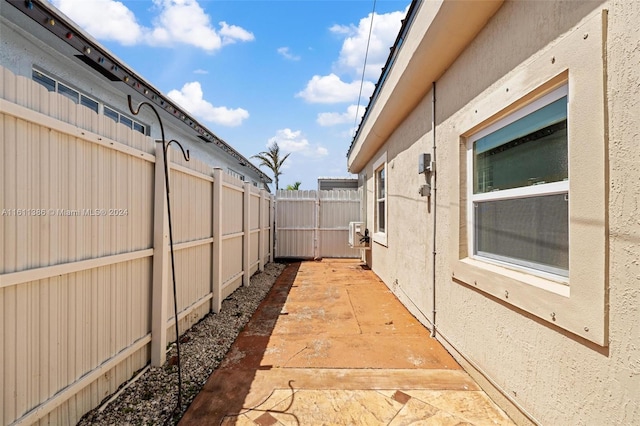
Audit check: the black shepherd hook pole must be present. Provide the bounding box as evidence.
[128,95,190,411]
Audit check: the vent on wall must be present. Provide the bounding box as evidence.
[75,55,119,81]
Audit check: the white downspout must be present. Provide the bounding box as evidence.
[430,81,437,338]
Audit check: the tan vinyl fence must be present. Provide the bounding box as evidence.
[276,189,361,259]
[0,66,274,426]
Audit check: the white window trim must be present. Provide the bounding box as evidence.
[372,151,387,246]
[469,85,568,142]
[466,85,569,282]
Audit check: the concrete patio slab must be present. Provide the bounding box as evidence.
[180,260,514,425]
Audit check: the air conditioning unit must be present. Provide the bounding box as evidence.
[349,221,369,248]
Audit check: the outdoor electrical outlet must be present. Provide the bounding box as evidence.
[419,184,431,197]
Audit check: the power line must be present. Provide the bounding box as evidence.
[353,0,377,138]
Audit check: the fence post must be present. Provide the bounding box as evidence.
[243,181,251,285]
[259,189,266,271]
[151,144,169,366]
[270,195,275,262]
[211,168,223,313]
[314,191,320,259]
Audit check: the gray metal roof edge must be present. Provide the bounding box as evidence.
[6,0,271,183]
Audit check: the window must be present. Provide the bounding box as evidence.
[119,115,133,128]
[56,83,100,114]
[468,85,568,279]
[32,68,146,134]
[104,106,119,122]
[104,105,146,135]
[227,168,245,181]
[133,122,145,134]
[80,95,99,113]
[372,152,387,245]
[58,83,79,103]
[452,17,607,345]
[32,70,55,92]
[376,167,386,233]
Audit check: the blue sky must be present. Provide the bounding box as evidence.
[50,0,409,189]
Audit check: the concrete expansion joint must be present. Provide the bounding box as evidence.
[346,287,364,334]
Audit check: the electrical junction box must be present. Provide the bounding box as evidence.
[419,184,431,197]
[418,153,432,174]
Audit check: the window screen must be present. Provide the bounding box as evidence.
[475,193,568,276]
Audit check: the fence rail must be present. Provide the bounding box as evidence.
[0,66,273,426]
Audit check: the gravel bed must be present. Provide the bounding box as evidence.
[78,262,286,426]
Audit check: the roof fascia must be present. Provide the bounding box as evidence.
[347,0,504,173]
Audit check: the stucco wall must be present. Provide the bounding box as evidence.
[0,10,265,187]
[362,0,639,424]
[363,95,434,318]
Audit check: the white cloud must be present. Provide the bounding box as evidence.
[317,104,365,127]
[277,47,301,61]
[296,74,374,104]
[315,146,329,156]
[219,21,255,45]
[335,8,407,79]
[268,129,328,157]
[297,7,404,106]
[193,69,209,75]
[167,81,249,127]
[51,0,143,45]
[148,0,221,50]
[328,24,352,35]
[51,0,254,52]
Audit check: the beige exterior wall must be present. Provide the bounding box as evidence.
[356,1,639,424]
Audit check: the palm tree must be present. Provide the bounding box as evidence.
[252,142,290,191]
[286,181,302,190]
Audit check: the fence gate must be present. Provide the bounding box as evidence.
[276,189,362,259]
